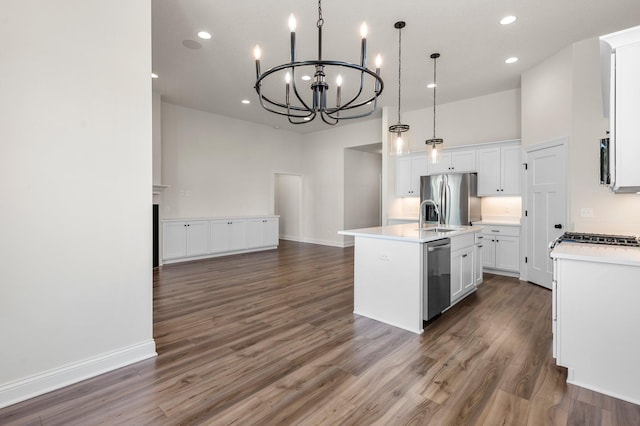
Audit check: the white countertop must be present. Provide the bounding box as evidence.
[472,219,521,226]
[551,242,640,267]
[339,223,482,243]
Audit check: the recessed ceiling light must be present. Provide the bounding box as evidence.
[151,73,158,79]
[500,16,517,25]
[301,75,311,81]
[197,31,212,40]
[241,99,250,104]
[505,57,518,64]
[427,83,436,89]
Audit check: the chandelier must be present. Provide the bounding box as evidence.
[388,21,410,156]
[252,0,384,125]
[425,53,443,163]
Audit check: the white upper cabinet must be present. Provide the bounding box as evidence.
[427,149,476,175]
[477,142,521,196]
[396,153,427,197]
[611,42,640,192]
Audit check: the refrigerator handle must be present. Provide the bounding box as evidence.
[439,180,445,224]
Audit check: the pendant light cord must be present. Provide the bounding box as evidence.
[317,0,324,28]
[397,27,402,124]
[432,55,437,139]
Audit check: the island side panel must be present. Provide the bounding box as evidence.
[353,236,423,334]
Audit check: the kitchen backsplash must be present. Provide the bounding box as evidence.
[480,196,522,219]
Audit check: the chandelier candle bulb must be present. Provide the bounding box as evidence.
[289,14,296,62]
[336,75,343,108]
[360,23,368,66]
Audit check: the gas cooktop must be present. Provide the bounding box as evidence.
[551,232,640,248]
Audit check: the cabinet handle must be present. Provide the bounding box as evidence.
[462,254,468,258]
[491,230,500,232]
[478,245,483,248]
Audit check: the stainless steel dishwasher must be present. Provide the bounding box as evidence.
[423,238,451,321]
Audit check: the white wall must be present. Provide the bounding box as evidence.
[0,0,155,408]
[302,119,382,246]
[521,39,640,235]
[385,89,522,221]
[521,47,573,147]
[569,39,640,233]
[344,149,382,245]
[160,103,304,218]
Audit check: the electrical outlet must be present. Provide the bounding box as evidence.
[580,208,594,218]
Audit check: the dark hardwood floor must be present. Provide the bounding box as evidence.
[2,240,639,425]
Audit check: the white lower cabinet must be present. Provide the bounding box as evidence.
[478,225,520,274]
[162,221,209,260]
[210,219,247,253]
[247,218,279,248]
[450,232,478,304]
[162,216,278,263]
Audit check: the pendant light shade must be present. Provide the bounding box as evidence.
[389,21,410,156]
[425,53,443,163]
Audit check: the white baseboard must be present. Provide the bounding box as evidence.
[302,238,348,248]
[0,339,156,409]
[567,378,640,406]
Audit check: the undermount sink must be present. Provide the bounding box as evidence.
[415,227,457,233]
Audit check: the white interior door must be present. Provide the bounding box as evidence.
[526,142,567,289]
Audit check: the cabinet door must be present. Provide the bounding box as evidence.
[477,148,501,196]
[210,220,230,253]
[474,243,483,285]
[482,237,496,268]
[228,220,247,251]
[246,219,264,248]
[395,156,413,196]
[450,249,463,303]
[410,155,427,195]
[428,152,451,175]
[451,150,476,173]
[615,42,640,189]
[263,218,279,246]
[495,235,520,272]
[501,145,522,195]
[461,246,475,293]
[162,222,187,260]
[186,221,209,256]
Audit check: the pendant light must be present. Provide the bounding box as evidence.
[388,21,410,156]
[425,53,443,163]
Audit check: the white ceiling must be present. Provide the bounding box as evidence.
[152,0,640,134]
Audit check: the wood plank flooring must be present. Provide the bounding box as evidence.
[2,240,639,425]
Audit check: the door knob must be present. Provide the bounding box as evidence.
[554,224,563,229]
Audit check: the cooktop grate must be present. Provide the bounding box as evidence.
[554,232,640,247]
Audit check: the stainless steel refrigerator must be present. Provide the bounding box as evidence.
[420,173,481,226]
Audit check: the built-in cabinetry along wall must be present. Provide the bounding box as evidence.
[162,216,279,263]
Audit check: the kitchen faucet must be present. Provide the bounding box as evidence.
[419,199,443,229]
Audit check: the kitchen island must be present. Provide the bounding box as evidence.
[339,223,482,333]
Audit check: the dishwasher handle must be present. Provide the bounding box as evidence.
[428,244,451,252]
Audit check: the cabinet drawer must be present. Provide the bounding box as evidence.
[451,233,475,251]
[481,225,520,237]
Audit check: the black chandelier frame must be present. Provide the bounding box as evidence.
[253,0,384,125]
